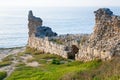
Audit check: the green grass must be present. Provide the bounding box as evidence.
[0,55,13,67]
[0,71,7,80]
[60,57,120,80]
[6,60,101,80]
[2,55,14,62]
[0,61,12,67]
[25,47,44,55]
[6,50,101,80]
[5,47,120,80]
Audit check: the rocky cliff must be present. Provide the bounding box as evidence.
[28,8,120,61]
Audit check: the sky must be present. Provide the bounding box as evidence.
[0,0,120,8]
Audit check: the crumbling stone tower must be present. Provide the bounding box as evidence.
[76,8,120,61]
[28,10,43,37]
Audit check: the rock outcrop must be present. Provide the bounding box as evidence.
[28,8,120,61]
[76,8,120,61]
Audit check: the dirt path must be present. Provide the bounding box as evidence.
[0,47,26,61]
[0,47,39,80]
[0,47,26,79]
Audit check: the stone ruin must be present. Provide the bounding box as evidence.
[28,8,120,61]
[28,10,84,59]
[76,8,120,61]
[28,10,57,37]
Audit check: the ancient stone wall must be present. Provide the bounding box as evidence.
[76,8,120,61]
[28,11,83,59]
[28,37,68,58]
[28,8,120,61]
[28,34,86,59]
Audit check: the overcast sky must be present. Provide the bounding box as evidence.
[0,0,120,8]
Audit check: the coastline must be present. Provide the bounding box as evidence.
[0,7,120,80]
[0,46,26,50]
[0,46,26,61]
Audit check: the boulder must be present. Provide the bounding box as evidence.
[35,26,57,38]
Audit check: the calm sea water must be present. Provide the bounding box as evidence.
[0,7,120,48]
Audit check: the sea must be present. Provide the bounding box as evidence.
[0,7,120,48]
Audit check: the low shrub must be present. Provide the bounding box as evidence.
[2,55,14,62]
[51,59,60,65]
[0,71,7,80]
